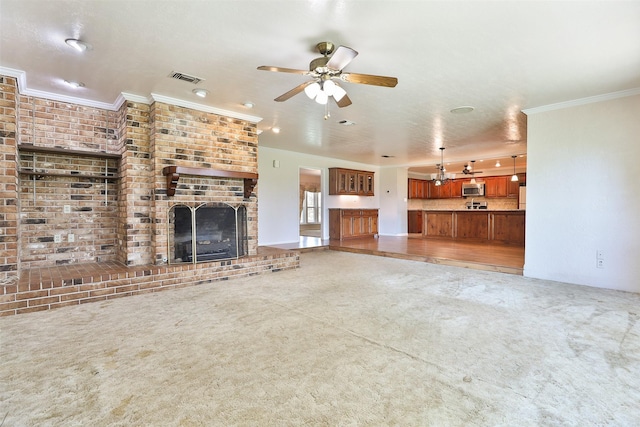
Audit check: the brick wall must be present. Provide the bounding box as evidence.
[0,74,299,316]
[0,76,19,283]
[15,95,121,268]
[150,102,259,262]
[119,101,154,266]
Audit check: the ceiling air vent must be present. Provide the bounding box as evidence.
[168,71,204,84]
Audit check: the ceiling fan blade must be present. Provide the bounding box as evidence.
[341,72,398,88]
[326,46,358,70]
[274,81,315,102]
[257,66,310,75]
[335,94,352,108]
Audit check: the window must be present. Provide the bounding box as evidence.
[300,191,321,224]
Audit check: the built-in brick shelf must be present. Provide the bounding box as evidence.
[1,247,299,316]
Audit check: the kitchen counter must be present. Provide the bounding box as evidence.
[420,210,525,245]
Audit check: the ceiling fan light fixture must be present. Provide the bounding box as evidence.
[332,85,347,102]
[304,82,321,99]
[322,80,336,96]
[315,90,328,105]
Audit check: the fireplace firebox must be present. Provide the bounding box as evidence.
[168,203,247,264]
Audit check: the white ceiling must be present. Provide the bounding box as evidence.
[1,1,639,176]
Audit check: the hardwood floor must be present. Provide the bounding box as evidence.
[269,235,525,275]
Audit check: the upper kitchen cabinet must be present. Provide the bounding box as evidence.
[329,168,374,196]
[427,180,455,199]
[484,176,508,198]
[408,178,428,199]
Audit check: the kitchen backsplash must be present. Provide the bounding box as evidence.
[407,197,519,210]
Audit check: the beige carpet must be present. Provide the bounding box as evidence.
[1,251,639,426]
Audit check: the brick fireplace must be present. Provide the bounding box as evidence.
[0,75,299,315]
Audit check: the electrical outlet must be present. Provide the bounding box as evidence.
[596,250,604,260]
[68,234,75,243]
[596,259,604,269]
[63,205,71,214]
[54,234,62,243]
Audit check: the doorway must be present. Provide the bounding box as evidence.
[299,168,322,238]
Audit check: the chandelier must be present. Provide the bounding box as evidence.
[431,147,451,186]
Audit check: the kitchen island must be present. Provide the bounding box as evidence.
[420,210,525,246]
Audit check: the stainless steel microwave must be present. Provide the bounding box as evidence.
[462,183,485,197]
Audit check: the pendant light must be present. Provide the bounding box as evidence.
[511,155,519,182]
[469,160,477,184]
[432,147,449,187]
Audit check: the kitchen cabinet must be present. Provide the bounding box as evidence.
[492,211,525,245]
[329,168,374,196]
[408,210,423,233]
[449,179,463,198]
[408,178,428,199]
[409,178,462,199]
[329,209,378,240]
[456,211,490,240]
[421,210,525,246]
[424,211,454,238]
[507,179,520,198]
[427,180,452,199]
[484,176,508,198]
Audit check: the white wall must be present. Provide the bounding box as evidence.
[378,167,409,236]
[524,94,640,292]
[257,147,380,245]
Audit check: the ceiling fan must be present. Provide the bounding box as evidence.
[462,160,483,175]
[257,41,398,108]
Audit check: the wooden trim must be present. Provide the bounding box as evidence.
[162,166,258,198]
[18,144,121,159]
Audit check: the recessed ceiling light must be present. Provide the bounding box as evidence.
[64,80,85,88]
[450,106,475,114]
[272,127,280,134]
[192,88,209,98]
[243,102,254,108]
[65,38,89,52]
[338,120,356,126]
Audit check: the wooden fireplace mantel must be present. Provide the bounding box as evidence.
[162,166,258,199]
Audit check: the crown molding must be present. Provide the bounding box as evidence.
[150,93,263,123]
[1,66,122,110]
[523,87,640,115]
[1,67,263,123]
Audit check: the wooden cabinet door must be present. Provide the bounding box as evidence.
[346,171,358,194]
[449,179,463,198]
[507,179,520,198]
[484,177,496,197]
[492,212,525,244]
[439,181,452,198]
[365,173,375,196]
[329,169,349,195]
[486,176,508,198]
[408,179,427,199]
[341,215,354,238]
[456,212,490,240]
[361,210,378,235]
[426,180,438,199]
[408,210,423,233]
[424,212,454,238]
